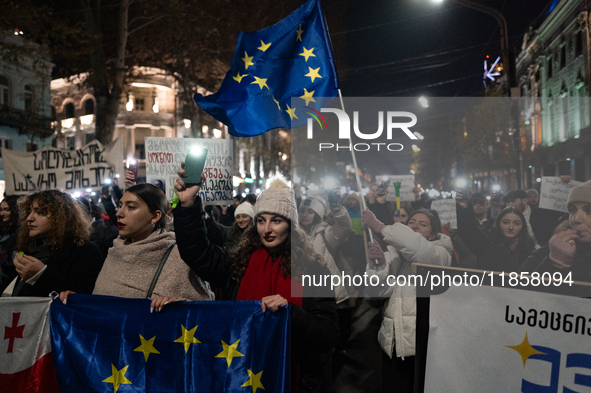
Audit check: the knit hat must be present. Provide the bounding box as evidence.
[567,180,591,210]
[504,189,528,202]
[300,196,326,219]
[254,177,298,222]
[234,202,254,219]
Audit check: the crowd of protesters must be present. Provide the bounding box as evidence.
[0,166,590,392]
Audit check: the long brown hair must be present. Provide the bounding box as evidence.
[17,190,90,251]
[230,218,324,282]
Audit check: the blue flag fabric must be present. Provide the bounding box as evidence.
[194,0,339,137]
[50,295,290,393]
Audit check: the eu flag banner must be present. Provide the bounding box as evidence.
[50,295,290,392]
[194,0,339,137]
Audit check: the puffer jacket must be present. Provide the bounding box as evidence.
[308,205,352,304]
[366,223,453,358]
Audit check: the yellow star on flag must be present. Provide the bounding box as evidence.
[242,51,254,70]
[174,324,201,353]
[299,47,316,62]
[273,96,281,111]
[299,88,316,106]
[507,332,545,367]
[286,104,298,120]
[215,339,245,367]
[133,334,160,362]
[233,72,248,83]
[257,40,271,52]
[241,369,265,393]
[251,76,269,90]
[296,24,304,42]
[305,67,322,83]
[102,364,132,393]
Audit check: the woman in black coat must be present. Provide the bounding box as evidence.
[173,169,338,393]
[9,190,104,297]
[457,203,535,272]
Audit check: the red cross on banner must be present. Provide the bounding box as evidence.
[4,312,25,353]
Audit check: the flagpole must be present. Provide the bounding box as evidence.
[338,89,376,266]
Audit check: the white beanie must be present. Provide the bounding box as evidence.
[254,177,298,222]
[234,202,254,219]
[300,196,326,219]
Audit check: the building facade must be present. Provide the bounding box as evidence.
[516,0,591,185]
[0,33,54,194]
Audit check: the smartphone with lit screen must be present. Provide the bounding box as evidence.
[184,146,208,186]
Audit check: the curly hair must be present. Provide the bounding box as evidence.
[0,195,20,236]
[17,190,90,251]
[230,219,324,283]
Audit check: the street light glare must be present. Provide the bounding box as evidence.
[418,96,429,108]
[431,0,444,3]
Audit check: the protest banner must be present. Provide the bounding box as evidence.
[431,199,457,229]
[424,285,591,392]
[145,137,233,204]
[539,176,583,212]
[51,295,289,393]
[2,139,124,196]
[375,175,415,202]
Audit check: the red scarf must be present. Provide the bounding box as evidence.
[237,248,302,306]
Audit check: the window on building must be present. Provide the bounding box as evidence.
[135,98,144,111]
[135,143,145,159]
[85,132,95,145]
[24,85,33,111]
[67,135,75,151]
[0,138,12,158]
[576,30,583,57]
[65,102,75,118]
[560,45,566,69]
[84,99,94,115]
[547,57,553,79]
[26,142,38,152]
[0,75,9,107]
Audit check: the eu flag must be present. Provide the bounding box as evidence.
[50,295,290,392]
[194,0,339,137]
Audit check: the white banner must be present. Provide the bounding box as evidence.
[431,199,457,229]
[425,285,591,393]
[374,174,415,202]
[2,139,124,195]
[539,177,583,213]
[145,137,233,205]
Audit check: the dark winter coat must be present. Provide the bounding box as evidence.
[174,198,339,393]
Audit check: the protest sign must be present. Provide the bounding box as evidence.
[425,285,591,393]
[431,199,457,229]
[145,137,233,204]
[539,177,582,212]
[2,139,124,195]
[375,175,415,202]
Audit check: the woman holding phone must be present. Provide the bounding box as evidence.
[173,166,338,393]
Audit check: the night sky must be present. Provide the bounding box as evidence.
[335,0,555,97]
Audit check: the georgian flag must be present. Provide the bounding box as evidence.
[0,297,59,393]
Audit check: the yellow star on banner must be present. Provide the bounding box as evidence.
[286,104,298,120]
[215,339,245,367]
[242,51,254,70]
[133,334,160,362]
[299,88,316,106]
[273,96,281,111]
[102,364,132,393]
[299,47,316,62]
[296,24,304,42]
[257,40,271,52]
[507,332,545,367]
[174,324,201,353]
[305,67,322,83]
[241,369,265,393]
[251,76,269,90]
[233,72,248,83]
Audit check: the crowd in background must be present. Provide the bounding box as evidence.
[0,171,590,392]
